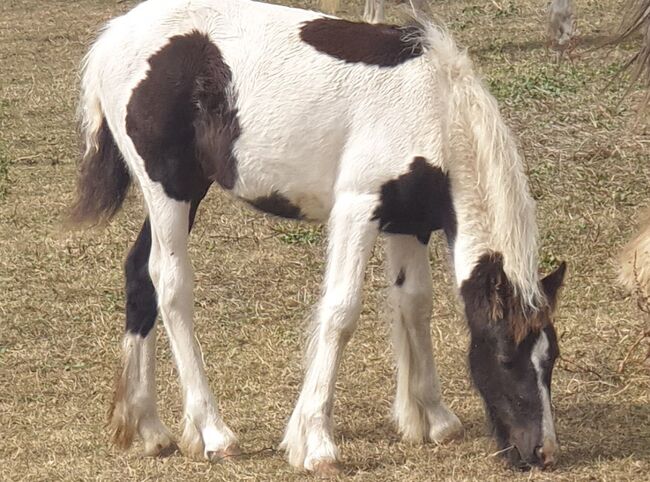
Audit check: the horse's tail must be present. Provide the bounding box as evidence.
[425,26,543,311]
[68,30,131,227]
[619,209,650,299]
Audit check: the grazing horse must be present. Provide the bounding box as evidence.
[69,0,567,473]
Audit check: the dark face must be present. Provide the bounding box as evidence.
[469,323,559,469]
[461,254,566,469]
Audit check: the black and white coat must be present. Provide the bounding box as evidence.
[71,0,566,473]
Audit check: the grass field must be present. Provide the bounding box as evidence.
[1,0,649,480]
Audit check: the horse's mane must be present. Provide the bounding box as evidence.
[413,14,546,316]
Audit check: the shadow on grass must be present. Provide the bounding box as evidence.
[557,401,650,469]
[339,411,489,474]
[473,34,616,56]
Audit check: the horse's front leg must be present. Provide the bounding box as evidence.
[385,234,463,443]
[281,193,379,474]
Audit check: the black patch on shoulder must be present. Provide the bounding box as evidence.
[372,157,456,245]
[248,192,303,220]
[299,18,423,67]
[395,268,406,287]
[126,31,240,201]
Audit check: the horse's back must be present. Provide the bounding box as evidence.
[88,0,443,221]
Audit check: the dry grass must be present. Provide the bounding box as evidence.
[1,0,649,480]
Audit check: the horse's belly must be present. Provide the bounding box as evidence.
[229,106,343,222]
[232,154,335,222]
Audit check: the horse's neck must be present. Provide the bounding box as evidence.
[449,183,494,287]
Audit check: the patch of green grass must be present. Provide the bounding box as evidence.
[488,64,587,102]
[487,60,631,105]
[272,224,323,246]
[492,1,520,18]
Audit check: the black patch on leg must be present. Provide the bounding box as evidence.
[126,31,238,200]
[248,192,303,219]
[299,18,423,67]
[372,157,456,245]
[395,268,406,287]
[125,219,157,337]
[125,190,208,338]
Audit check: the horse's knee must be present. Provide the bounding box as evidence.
[318,297,361,341]
[156,255,192,308]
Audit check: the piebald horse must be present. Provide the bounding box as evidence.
[70,0,566,473]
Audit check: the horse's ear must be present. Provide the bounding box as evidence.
[541,261,567,310]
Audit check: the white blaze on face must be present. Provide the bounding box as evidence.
[531,331,557,449]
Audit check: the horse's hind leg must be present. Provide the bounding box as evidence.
[281,193,379,473]
[145,187,239,461]
[109,218,175,456]
[385,234,462,443]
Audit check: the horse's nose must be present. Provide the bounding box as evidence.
[534,439,558,468]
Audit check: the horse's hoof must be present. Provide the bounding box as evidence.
[311,460,343,477]
[206,443,241,462]
[429,408,464,443]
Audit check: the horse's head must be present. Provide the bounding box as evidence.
[461,254,566,470]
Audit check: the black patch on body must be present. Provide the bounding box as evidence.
[372,157,456,245]
[69,119,132,225]
[248,192,303,219]
[126,31,239,201]
[299,18,423,67]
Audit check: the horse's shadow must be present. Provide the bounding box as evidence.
[336,400,650,474]
[555,400,650,469]
[472,34,616,56]
[337,412,488,474]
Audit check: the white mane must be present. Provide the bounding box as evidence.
[421,21,544,310]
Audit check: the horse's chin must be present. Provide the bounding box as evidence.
[501,444,533,471]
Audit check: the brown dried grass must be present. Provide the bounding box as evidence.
[1,0,649,480]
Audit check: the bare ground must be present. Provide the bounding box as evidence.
[1,0,649,480]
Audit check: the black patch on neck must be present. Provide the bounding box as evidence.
[371,157,456,244]
[299,18,424,67]
[126,31,240,201]
[248,192,303,220]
